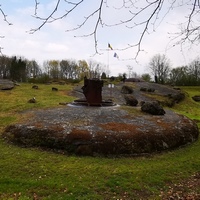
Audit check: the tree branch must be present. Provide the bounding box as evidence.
[30,0,84,33]
[28,0,200,59]
[168,0,200,49]
[34,0,40,15]
[69,0,104,54]
[1,0,200,60]
[0,5,12,54]
[0,6,12,25]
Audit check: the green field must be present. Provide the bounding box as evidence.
[0,83,199,199]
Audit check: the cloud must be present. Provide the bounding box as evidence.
[45,43,69,53]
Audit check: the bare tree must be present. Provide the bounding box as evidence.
[1,1,200,57]
[169,60,200,86]
[0,55,11,78]
[141,73,151,82]
[60,60,71,79]
[78,60,89,79]
[169,66,187,85]
[188,58,200,82]
[88,60,106,78]
[127,65,133,78]
[60,59,78,79]
[26,60,41,78]
[127,65,137,78]
[149,54,171,84]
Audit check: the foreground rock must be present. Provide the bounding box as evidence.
[141,101,166,115]
[124,94,138,106]
[192,95,200,102]
[0,79,15,90]
[2,106,199,156]
[121,85,133,94]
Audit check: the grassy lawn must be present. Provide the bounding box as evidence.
[170,86,200,130]
[0,84,199,199]
[0,83,75,132]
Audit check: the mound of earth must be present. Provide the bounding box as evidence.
[2,81,199,156]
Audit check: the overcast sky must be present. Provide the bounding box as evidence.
[1,0,199,76]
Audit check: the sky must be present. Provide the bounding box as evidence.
[0,0,200,76]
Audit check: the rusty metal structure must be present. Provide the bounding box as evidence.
[73,77,115,107]
[81,77,103,106]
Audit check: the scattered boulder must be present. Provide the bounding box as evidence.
[124,94,138,106]
[166,92,185,106]
[170,92,185,103]
[140,87,147,92]
[59,81,65,85]
[121,85,133,94]
[0,79,15,90]
[140,87,155,92]
[14,82,20,86]
[32,85,38,89]
[12,80,20,86]
[28,97,36,103]
[45,82,52,85]
[141,101,165,115]
[52,87,58,91]
[192,95,200,102]
[140,101,145,106]
[173,87,181,90]
[147,88,155,92]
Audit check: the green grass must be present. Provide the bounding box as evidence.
[0,83,75,131]
[171,86,200,127]
[0,138,199,199]
[0,84,200,199]
[0,83,75,112]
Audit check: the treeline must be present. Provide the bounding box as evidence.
[148,54,200,86]
[169,62,200,86]
[0,55,107,83]
[0,54,200,86]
